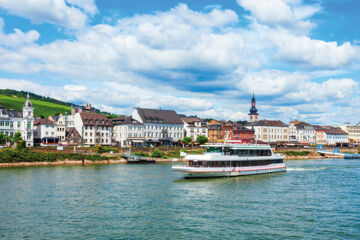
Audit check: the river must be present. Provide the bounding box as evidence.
[0,159,359,239]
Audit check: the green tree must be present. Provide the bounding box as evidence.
[0,133,9,145]
[151,148,164,158]
[12,132,22,145]
[16,140,26,150]
[181,136,193,146]
[196,135,208,145]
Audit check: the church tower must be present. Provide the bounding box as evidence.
[22,93,34,147]
[248,93,259,123]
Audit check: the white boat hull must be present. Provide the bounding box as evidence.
[172,163,286,178]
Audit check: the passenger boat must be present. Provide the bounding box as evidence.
[172,143,286,178]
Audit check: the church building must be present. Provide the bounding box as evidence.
[248,93,259,122]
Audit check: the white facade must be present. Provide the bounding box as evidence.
[74,112,113,146]
[338,124,360,144]
[0,94,34,147]
[288,121,315,144]
[112,118,144,147]
[182,117,208,140]
[34,119,58,146]
[326,133,349,145]
[249,120,289,143]
[131,108,184,145]
[55,113,74,143]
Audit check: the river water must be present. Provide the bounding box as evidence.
[0,159,359,239]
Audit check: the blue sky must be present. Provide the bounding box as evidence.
[0,0,359,124]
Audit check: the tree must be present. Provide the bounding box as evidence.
[12,132,22,145]
[0,133,9,145]
[181,136,192,146]
[16,140,26,150]
[196,135,208,145]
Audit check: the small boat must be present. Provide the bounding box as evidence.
[172,143,286,178]
[124,154,155,164]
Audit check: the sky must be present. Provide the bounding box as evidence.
[0,0,359,125]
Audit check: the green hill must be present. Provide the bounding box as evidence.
[0,90,75,117]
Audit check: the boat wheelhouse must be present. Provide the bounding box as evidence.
[172,143,286,178]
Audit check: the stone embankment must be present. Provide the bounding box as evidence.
[0,159,127,168]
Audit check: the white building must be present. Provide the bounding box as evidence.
[54,113,74,143]
[337,123,360,144]
[131,108,184,146]
[316,127,349,146]
[182,116,208,140]
[112,116,144,147]
[0,93,34,147]
[34,118,58,146]
[249,120,289,143]
[289,121,316,144]
[74,112,113,146]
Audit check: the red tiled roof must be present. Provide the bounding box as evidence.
[80,113,112,126]
[34,118,54,125]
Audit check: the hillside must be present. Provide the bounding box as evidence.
[0,90,74,117]
[0,89,119,118]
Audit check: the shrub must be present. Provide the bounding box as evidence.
[151,149,164,158]
[196,135,208,145]
[95,145,119,154]
[134,152,151,157]
[181,137,192,146]
[284,151,310,156]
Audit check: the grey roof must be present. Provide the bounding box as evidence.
[112,116,141,125]
[6,110,23,118]
[136,108,183,124]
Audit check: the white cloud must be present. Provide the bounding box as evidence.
[0,0,98,29]
[237,70,308,96]
[237,0,320,34]
[267,28,359,69]
[0,18,39,48]
[63,84,86,91]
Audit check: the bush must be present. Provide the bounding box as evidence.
[16,140,26,150]
[0,149,113,163]
[134,152,151,157]
[151,149,164,158]
[284,151,310,156]
[95,145,119,154]
[181,137,192,146]
[196,135,208,145]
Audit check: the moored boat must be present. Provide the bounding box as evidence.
[172,143,286,178]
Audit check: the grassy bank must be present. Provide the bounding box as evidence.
[0,149,117,163]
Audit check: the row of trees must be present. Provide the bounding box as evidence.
[181,135,208,146]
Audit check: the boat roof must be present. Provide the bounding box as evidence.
[201,143,272,150]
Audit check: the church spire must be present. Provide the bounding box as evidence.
[248,92,259,122]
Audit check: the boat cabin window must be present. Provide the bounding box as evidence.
[189,159,283,167]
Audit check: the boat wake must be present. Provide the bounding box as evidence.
[287,167,328,172]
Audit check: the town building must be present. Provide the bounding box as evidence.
[248,93,259,122]
[74,112,113,146]
[231,124,255,143]
[248,120,289,143]
[0,93,34,147]
[131,108,184,146]
[33,118,59,146]
[337,123,360,144]
[54,113,74,144]
[182,116,208,140]
[112,116,144,147]
[316,127,349,146]
[207,124,222,143]
[221,121,234,140]
[289,120,316,145]
[64,127,82,145]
